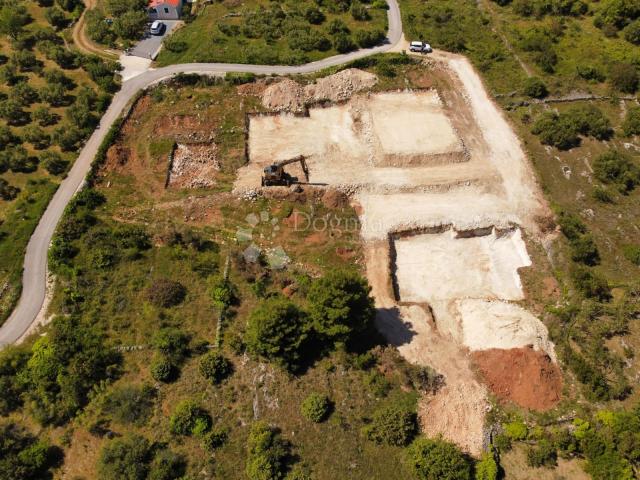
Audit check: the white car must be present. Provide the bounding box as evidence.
[149,20,165,35]
[409,41,432,53]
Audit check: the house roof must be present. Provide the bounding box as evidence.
[149,0,181,9]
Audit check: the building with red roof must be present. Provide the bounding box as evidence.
[148,0,183,20]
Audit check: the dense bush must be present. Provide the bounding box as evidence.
[150,356,175,383]
[20,316,121,425]
[526,439,558,467]
[169,400,211,437]
[300,393,331,423]
[570,265,611,301]
[504,421,528,440]
[207,275,237,310]
[593,150,639,192]
[407,437,472,480]
[245,422,290,480]
[354,29,385,48]
[570,234,600,266]
[308,270,375,348]
[363,404,418,446]
[475,449,498,480]
[523,76,548,98]
[0,422,60,480]
[98,434,151,480]
[202,427,228,452]
[245,297,309,371]
[622,106,640,136]
[146,279,186,308]
[199,351,233,385]
[609,63,639,93]
[531,105,612,149]
[0,347,28,415]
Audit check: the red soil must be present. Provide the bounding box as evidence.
[472,346,562,412]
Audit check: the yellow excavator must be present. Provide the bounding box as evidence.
[261,155,309,187]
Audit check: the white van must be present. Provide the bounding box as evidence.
[409,41,432,53]
[149,20,165,35]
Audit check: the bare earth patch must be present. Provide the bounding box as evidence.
[168,143,219,189]
[472,346,562,411]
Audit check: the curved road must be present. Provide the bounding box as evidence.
[0,0,403,346]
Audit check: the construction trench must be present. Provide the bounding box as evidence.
[231,57,562,455]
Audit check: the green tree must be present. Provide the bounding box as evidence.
[0,99,29,125]
[308,270,375,347]
[245,297,309,371]
[112,10,147,40]
[20,316,121,425]
[624,19,640,44]
[408,437,473,480]
[0,422,58,480]
[300,393,331,423]
[40,151,69,175]
[246,422,290,480]
[150,355,175,383]
[169,400,211,436]
[152,327,190,358]
[199,351,233,384]
[363,404,418,446]
[0,6,31,40]
[147,449,186,480]
[97,434,151,480]
[44,7,68,30]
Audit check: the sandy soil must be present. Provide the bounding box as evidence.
[473,346,562,411]
[394,228,530,302]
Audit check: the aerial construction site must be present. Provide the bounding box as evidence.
[234,53,561,455]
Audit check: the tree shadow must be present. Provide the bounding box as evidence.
[374,306,417,347]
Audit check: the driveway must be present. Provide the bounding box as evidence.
[129,20,180,60]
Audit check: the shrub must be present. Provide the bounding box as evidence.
[300,393,331,423]
[333,32,356,53]
[351,2,370,21]
[523,77,548,98]
[169,400,211,436]
[0,422,59,480]
[207,275,237,310]
[150,356,175,383]
[570,265,611,301]
[527,440,558,467]
[592,186,614,203]
[199,351,232,384]
[98,434,151,480]
[0,178,20,200]
[577,64,606,82]
[146,279,186,307]
[593,150,639,192]
[245,297,309,371]
[408,437,472,480]
[571,234,600,266]
[622,106,640,136]
[354,29,385,48]
[102,384,156,426]
[202,427,228,452]
[475,449,499,480]
[363,404,418,446]
[147,449,186,480]
[624,19,640,44]
[610,63,639,93]
[531,112,580,150]
[152,328,190,359]
[623,245,640,265]
[504,421,528,440]
[308,270,375,347]
[246,422,290,480]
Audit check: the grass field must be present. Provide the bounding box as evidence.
[156,0,389,66]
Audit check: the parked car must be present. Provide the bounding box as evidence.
[409,41,432,53]
[149,20,166,35]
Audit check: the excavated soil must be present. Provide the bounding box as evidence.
[168,143,219,189]
[472,346,562,411]
[261,68,378,112]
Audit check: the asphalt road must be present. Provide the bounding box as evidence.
[0,0,403,346]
